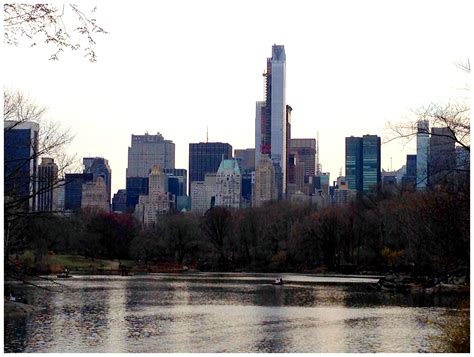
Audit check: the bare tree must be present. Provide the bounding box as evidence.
[4,4,107,62]
[385,60,470,189]
[4,89,76,260]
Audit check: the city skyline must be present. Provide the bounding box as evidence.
[3,1,470,194]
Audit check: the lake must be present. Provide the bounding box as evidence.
[4,273,462,352]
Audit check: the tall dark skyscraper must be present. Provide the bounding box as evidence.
[188,142,232,193]
[345,136,363,192]
[345,135,381,193]
[4,120,39,211]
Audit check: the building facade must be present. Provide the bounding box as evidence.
[81,176,109,212]
[416,120,430,190]
[163,168,187,197]
[188,142,232,193]
[345,136,363,192]
[64,173,93,211]
[126,132,175,210]
[290,138,316,179]
[429,127,456,186]
[402,154,417,190]
[234,148,256,171]
[345,135,381,193]
[362,135,381,192]
[215,159,241,209]
[112,189,127,213]
[83,157,112,207]
[253,154,278,207]
[134,166,175,225]
[37,158,58,212]
[4,120,39,211]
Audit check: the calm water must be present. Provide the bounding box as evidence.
[4,273,461,353]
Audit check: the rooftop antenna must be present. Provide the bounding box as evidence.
[390,157,393,172]
[206,126,208,143]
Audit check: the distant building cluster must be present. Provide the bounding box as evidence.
[4,45,469,226]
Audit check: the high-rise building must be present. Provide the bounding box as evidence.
[290,138,316,179]
[190,172,217,213]
[416,120,430,190]
[255,45,287,196]
[345,135,381,193]
[112,189,127,213]
[163,168,187,197]
[4,120,39,211]
[362,135,381,192]
[134,166,175,225]
[64,173,93,211]
[37,158,58,212]
[429,127,456,186]
[126,132,175,210]
[286,105,292,192]
[287,152,304,195]
[83,157,112,207]
[81,176,109,212]
[188,142,232,193]
[253,154,278,207]
[402,154,417,190]
[215,159,241,209]
[234,149,256,171]
[241,171,253,208]
[345,136,363,192]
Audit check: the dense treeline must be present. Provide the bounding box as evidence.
[12,184,469,277]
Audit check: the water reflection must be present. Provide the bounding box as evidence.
[4,274,463,353]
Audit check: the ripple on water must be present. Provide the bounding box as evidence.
[4,274,460,353]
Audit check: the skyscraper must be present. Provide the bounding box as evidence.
[81,176,109,212]
[429,127,456,185]
[126,132,175,210]
[134,165,175,225]
[215,159,241,209]
[362,135,381,192]
[64,173,93,211]
[234,148,255,171]
[163,168,187,197]
[290,138,316,179]
[255,45,287,196]
[253,154,278,207]
[188,142,232,193]
[37,158,58,212]
[345,136,363,192]
[83,157,112,207]
[4,120,39,211]
[402,154,417,190]
[416,120,429,190]
[345,135,381,193]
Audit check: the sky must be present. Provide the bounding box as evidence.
[3,0,471,195]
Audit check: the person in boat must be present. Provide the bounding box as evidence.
[274,277,283,285]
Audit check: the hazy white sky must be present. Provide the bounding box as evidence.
[3,0,471,194]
